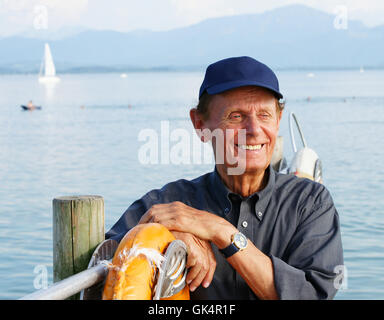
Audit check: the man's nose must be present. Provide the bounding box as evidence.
[245,115,262,136]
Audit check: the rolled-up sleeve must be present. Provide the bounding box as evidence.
[270,188,344,299]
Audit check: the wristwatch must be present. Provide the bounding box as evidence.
[219,232,248,258]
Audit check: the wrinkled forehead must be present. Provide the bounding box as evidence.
[211,86,278,111]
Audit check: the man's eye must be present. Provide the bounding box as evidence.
[259,113,271,119]
[229,113,242,120]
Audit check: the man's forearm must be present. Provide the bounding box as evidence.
[227,241,279,299]
[212,224,279,300]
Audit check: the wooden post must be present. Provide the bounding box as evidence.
[53,195,105,299]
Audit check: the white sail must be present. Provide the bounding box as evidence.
[44,43,56,77]
[39,43,60,83]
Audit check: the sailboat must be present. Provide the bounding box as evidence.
[38,43,60,83]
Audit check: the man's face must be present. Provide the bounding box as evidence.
[200,86,282,175]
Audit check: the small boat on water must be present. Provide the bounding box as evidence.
[38,43,60,84]
[20,105,42,111]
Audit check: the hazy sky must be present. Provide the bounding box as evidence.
[1,0,384,37]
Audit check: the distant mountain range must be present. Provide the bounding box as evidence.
[1,4,383,73]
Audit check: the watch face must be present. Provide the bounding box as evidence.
[233,233,248,250]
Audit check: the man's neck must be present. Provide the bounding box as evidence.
[216,165,268,198]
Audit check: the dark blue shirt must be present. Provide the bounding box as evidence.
[106,166,344,300]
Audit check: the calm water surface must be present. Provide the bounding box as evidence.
[0,70,383,299]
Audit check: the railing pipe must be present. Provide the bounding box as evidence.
[20,264,107,300]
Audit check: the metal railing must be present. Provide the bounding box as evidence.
[289,112,307,153]
[19,263,108,300]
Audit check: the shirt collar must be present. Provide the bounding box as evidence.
[208,165,276,221]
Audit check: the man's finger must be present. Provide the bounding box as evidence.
[138,205,167,224]
[189,260,209,292]
[202,247,216,288]
[186,263,202,288]
[186,252,197,268]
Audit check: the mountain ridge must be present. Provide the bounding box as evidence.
[1,4,383,73]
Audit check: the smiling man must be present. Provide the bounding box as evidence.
[106,56,344,300]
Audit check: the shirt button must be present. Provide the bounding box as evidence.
[224,208,229,214]
[257,211,263,218]
[241,221,248,228]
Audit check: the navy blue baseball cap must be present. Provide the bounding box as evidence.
[199,56,283,100]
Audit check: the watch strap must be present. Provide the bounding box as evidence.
[219,242,239,258]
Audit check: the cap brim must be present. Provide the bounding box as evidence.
[206,80,283,100]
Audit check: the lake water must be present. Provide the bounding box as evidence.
[0,70,383,300]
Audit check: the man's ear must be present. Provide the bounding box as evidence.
[190,108,208,143]
[276,108,283,128]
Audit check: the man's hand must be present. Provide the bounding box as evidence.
[138,201,237,247]
[171,231,216,292]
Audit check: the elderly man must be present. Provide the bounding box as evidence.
[106,56,344,300]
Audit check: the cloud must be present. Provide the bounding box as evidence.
[169,0,236,24]
[0,0,88,14]
[1,0,383,37]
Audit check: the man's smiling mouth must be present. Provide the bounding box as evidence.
[235,144,265,150]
